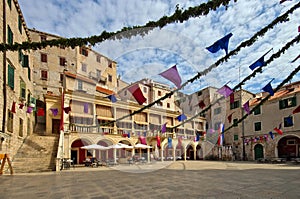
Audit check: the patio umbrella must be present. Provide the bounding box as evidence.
[81,144,109,150]
[134,143,152,149]
[108,143,133,164]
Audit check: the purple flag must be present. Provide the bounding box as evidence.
[243,101,250,115]
[262,79,274,96]
[217,84,233,98]
[159,65,182,88]
[206,33,233,55]
[161,123,167,133]
[83,103,89,113]
[50,108,58,116]
[27,106,33,114]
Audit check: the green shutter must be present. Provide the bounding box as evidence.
[18,15,22,34]
[20,80,26,99]
[292,97,297,107]
[7,0,11,8]
[7,26,13,45]
[279,100,284,109]
[8,64,14,90]
[22,55,29,67]
[30,97,36,111]
[28,67,31,80]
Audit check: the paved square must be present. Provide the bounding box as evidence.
[1,161,300,199]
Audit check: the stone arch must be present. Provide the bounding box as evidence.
[276,134,300,160]
[70,138,91,164]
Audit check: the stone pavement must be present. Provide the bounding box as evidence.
[1,161,300,199]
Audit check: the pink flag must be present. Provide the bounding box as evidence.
[159,65,182,88]
[217,84,233,98]
[128,84,147,105]
[243,101,250,115]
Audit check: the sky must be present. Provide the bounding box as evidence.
[18,0,300,95]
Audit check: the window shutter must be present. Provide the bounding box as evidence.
[30,97,36,111]
[8,64,14,90]
[28,67,31,81]
[22,55,29,67]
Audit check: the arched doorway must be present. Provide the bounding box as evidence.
[196,145,202,160]
[278,136,300,160]
[71,139,90,164]
[254,144,264,160]
[186,145,193,160]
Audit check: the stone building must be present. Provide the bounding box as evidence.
[244,82,300,161]
[0,0,34,157]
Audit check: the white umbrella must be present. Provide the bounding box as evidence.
[108,143,133,149]
[81,144,109,150]
[134,143,152,149]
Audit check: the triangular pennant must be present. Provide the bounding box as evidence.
[37,108,45,116]
[243,101,250,115]
[156,135,161,148]
[292,105,300,114]
[159,65,182,88]
[217,84,233,98]
[27,106,33,114]
[128,84,147,105]
[11,101,16,113]
[50,108,58,116]
[177,114,187,122]
[206,33,233,55]
[161,123,167,133]
[197,100,206,109]
[274,127,283,135]
[269,131,274,139]
[107,94,117,103]
[227,112,234,123]
[262,79,274,96]
[18,103,24,109]
[248,49,272,71]
[168,137,172,148]
[64,107,71,114]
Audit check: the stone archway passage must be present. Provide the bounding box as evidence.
[278,136,300,160]
[71,139,90,164]
[254,144,264,160]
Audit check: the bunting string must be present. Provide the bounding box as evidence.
[99,6,300,128]
[0,0,237,52]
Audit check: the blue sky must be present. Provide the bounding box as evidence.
[18,0,300,94]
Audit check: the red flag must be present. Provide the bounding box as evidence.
[230,93,234,103]
[128,84,147,105]
[64,107,71,114]
[37,108,45,116]
[18,103,24,109]
[156,135,161,148]
[227,112,233,123]
[11,101,16,113]
[292,105,300,114]
[197,100,206,109]
[274,127,283,135]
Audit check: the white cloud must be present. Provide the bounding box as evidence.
[18,0,300,94]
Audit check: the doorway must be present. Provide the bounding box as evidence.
[254,144,264,160]
[52,119,60,134]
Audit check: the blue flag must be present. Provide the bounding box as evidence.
[269,131,274,139]
[206,33,233,55]
[107,94,117,103]
[249,49,272,71]
[177,114,187,122]
[168,137,172,148]
[262,79,274,96]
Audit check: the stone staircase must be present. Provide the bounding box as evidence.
[11,134,59,173]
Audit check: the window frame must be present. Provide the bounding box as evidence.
[77,80,83,90]
[230,100,240,110]
[279,97,297,110]
[7,25,13,45]
[254,122,262,131]
[284,116,293,127]
[81,63,87,72]
[41,70,48,80]
[253,106,261,115]
[59,57,66,66]
[41,53,47,63]
[8,64,14,90]
[108,74,112,82]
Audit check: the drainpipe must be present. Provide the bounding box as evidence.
[2,0,7,135]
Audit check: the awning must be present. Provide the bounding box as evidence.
[134,121,148,125]
[70,113,94,118]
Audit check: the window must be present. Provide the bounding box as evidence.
[7,110,13,132]
[167,103,170,108]
[41,70,48,80]
[60,74,64,82]
[96,70,101,78]
[8,64,14,90]
[20,79,26,99]
[279,97,296,109]
[108,63,112,68]
[28,67,31,81]
[40,35,47,41]
[7,25,13,45]
[284,116,293,127]
[287,139,296,145]
[108,74,112,82]
[157,102,163,107]
[41,53,47,62]
[143,87,147,93]
[158,90,162,96]
[233,118,238,127]
[7,0,11,9]
[253,106,261,115]
[96,55,101,63]
[254,122,261,131]
[230,100,240,110]
[234,134,239,141]
[18,49,23,63]
[22,55,29,68]
[78,80,83,90]
[80,47,88,56]
[18,15,22,34]
[59,57,66,66]
[81,63,87,72]
[19,118,23,137]
[214,107,222,115]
